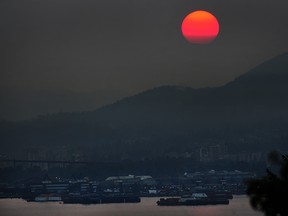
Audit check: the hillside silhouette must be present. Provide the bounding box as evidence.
[1,53,288,161]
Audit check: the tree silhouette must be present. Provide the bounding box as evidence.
[246,152,288,216]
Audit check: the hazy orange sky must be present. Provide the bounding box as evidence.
[1,0,288,120]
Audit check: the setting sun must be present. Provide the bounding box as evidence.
[181,10,219,44]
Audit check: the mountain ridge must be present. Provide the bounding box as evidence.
[1,53,288,161]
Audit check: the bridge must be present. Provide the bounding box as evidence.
[0,159,93,168]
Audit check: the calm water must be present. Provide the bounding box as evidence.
[0,196,262,216]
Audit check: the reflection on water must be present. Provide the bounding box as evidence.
[0,196,262,216]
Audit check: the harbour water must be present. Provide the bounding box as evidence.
[0,196,262,216]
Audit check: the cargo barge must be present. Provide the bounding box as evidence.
[157,193,229,206]
[62,195,140,204]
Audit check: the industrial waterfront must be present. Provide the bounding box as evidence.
[0,170,254,202]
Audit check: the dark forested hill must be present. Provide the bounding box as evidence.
[1,53,288,161]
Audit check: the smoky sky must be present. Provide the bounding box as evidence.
[1,0,288,120]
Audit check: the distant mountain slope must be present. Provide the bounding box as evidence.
[93,53,288,129]
[1,53,288,161]
[219,52,288,103]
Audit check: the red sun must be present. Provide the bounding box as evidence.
[181,10,219,44]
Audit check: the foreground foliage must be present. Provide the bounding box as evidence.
[246,152,288,216]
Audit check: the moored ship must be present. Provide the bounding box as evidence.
[157,193,229,206]
[34,194,62,202]
[62,194,140,204]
